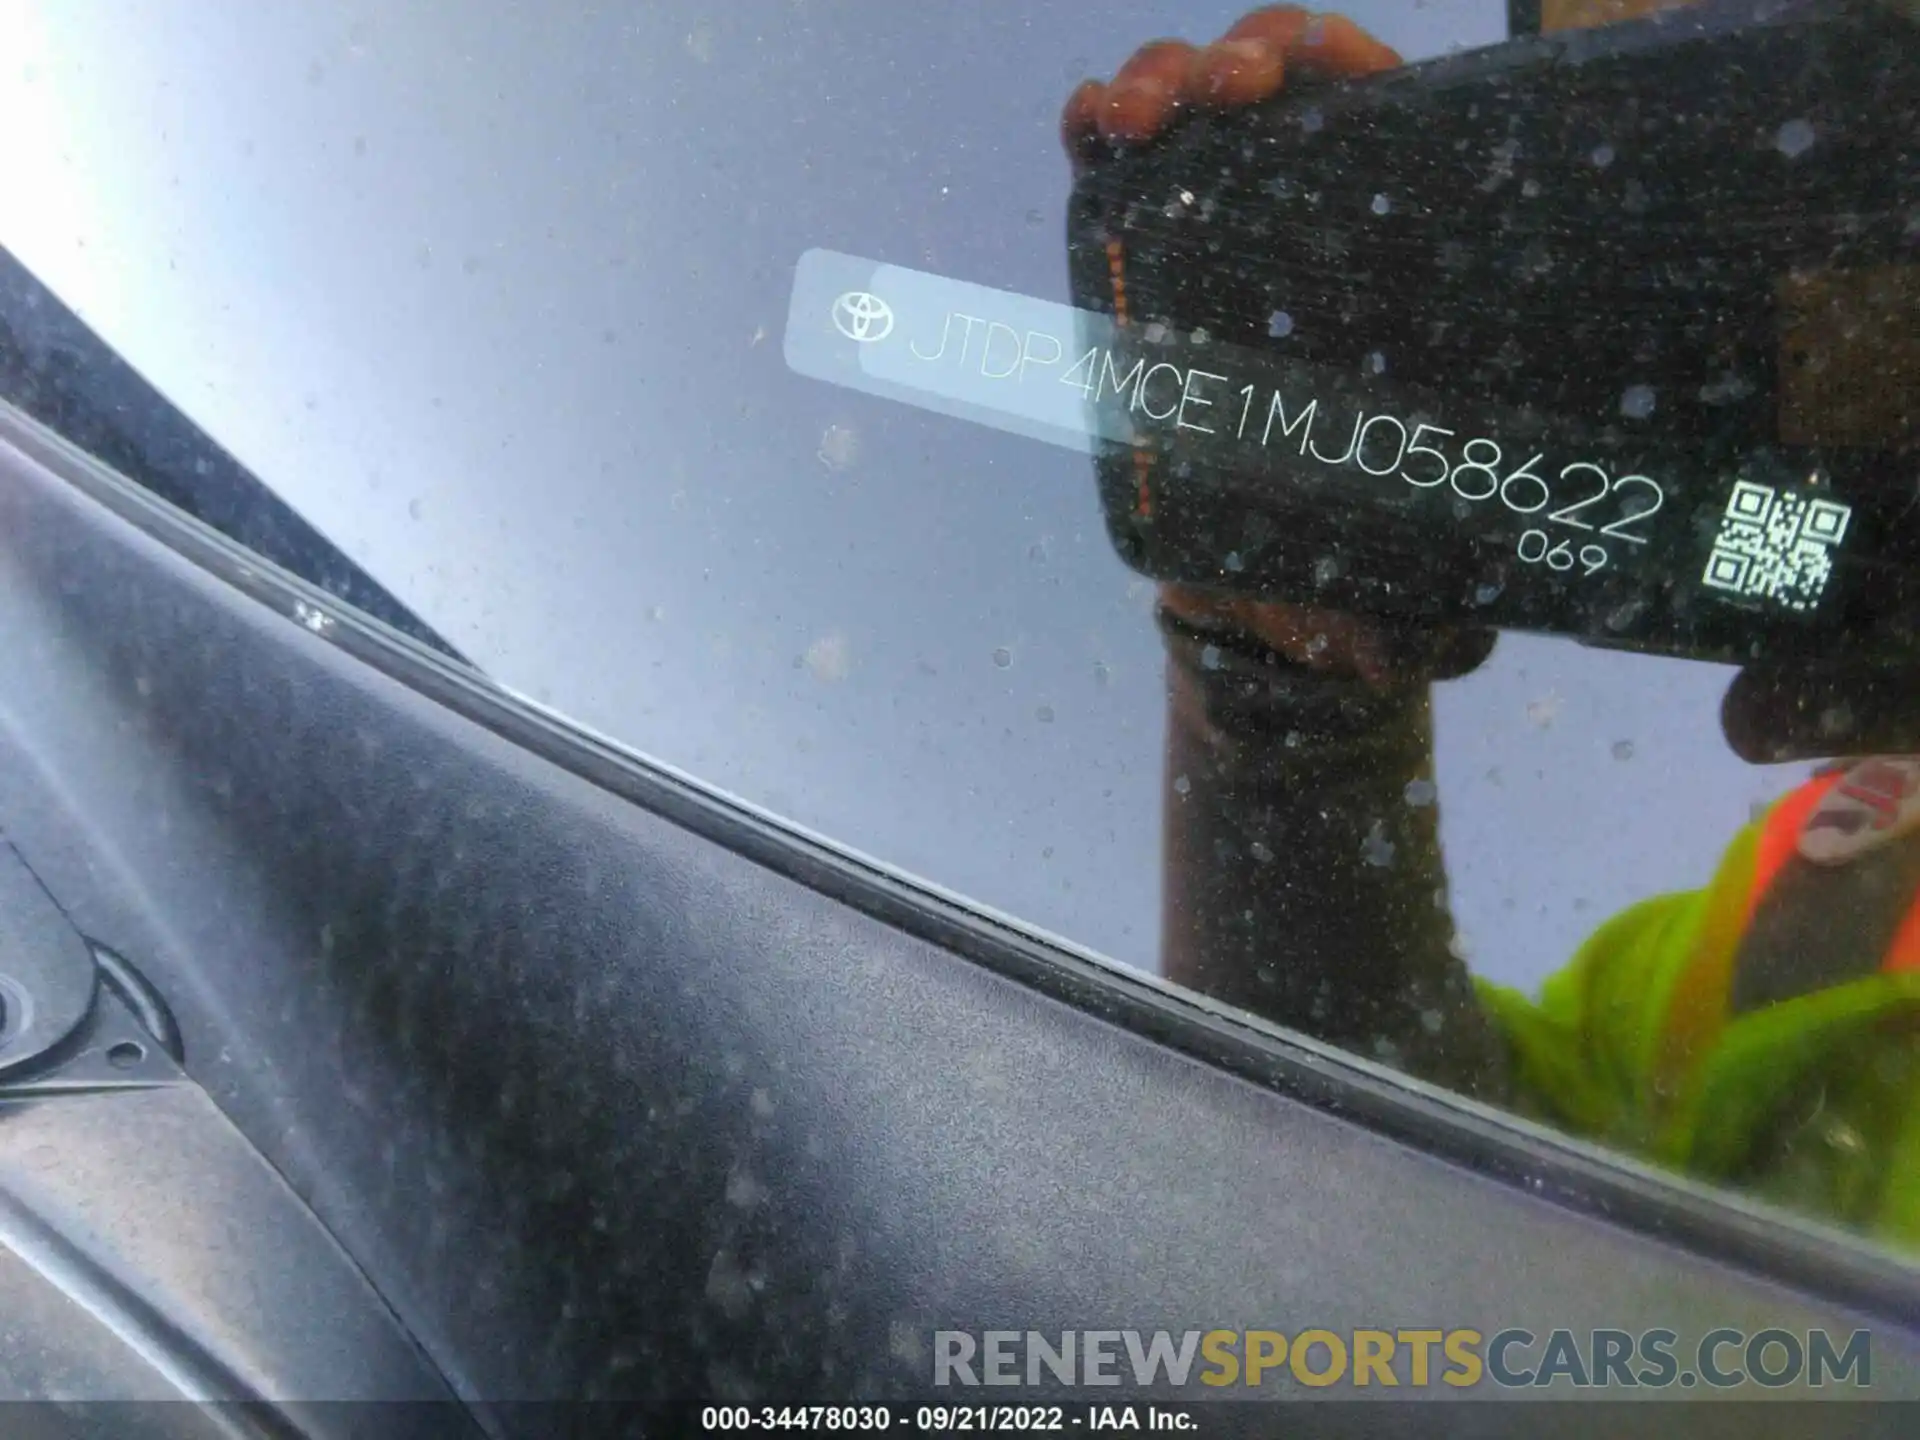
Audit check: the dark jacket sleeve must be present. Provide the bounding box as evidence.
[1158,608,1509,1099]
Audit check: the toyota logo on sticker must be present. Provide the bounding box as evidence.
[832,291,895,344]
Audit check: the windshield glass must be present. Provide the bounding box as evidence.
[4,0,1919,1257]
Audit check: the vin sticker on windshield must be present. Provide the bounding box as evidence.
[783,247,1131,455]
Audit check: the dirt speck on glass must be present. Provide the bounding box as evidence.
[1775,117,1816,158]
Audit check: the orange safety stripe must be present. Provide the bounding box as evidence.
[1746,769,1845,928]
[1884,892,1920,974]
[1104,238,1155,519]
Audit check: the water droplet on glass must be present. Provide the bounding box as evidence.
[1365,351,1386,375]
[1268,311,1295,339]
[1223,550,1245,573]
[1590,144,1615,168]
[1300,106,1324,133]
[1035,705,1055,724]
[1092,660,1112,687]
[705,1248,756,1319]
[1823,1119,1866,1154]
[1370,192,1391,216]
[991,647,1012,669]
[1698,372,1755,405]
[1620,384,1656,420]
[1605,599,1646,632]
[1775,118,1816,158]
[1173,774,1191,796]
[1249,841,1275,864]
[724,1167,766,1209]
[1521,177,1541,198]
[1474,582,1503,605]
[1200,644,1222,671]
[818,423,860,471]
[1404,778,1437,807]
[1611,739,1636,761]
[1313,555,1344,585]
[803,633,851,682]
[1362,821,1396,868]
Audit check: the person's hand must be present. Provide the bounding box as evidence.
[1059,7,1401,159]
[1061,10,1491,686]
